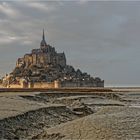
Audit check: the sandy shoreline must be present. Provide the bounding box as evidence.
[0,90,140,139]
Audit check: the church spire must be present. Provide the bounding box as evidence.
[42,29,45,40]
[40,29,47,47]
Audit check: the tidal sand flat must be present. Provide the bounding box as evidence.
[0,90,140,139]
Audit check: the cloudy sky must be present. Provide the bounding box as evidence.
[0,0,140,86]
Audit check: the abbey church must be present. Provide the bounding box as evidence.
[3,30,104,88]
[17,30,66,68]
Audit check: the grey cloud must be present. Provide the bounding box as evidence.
[0,2,21,18]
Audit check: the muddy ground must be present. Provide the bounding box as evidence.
[0,91,140,139]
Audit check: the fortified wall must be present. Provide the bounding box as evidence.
[6,80,60,89]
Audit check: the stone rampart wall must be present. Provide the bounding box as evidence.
[32,82,55,88]
[8,84,22,88]
[61,81,104,87]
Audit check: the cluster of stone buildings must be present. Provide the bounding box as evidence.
[2,30,104,88]
[17,30,66,68]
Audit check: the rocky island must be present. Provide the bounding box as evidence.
[2,30,104,88]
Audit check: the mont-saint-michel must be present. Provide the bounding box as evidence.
[0,1,140,140]
[2,30,104,88]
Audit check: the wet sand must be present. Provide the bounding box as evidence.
[0,89,140,139]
